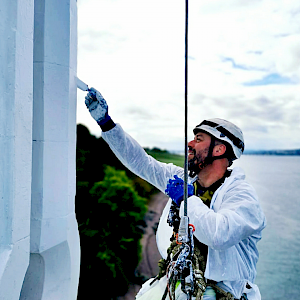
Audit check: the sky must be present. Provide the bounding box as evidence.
[76,0,300,152]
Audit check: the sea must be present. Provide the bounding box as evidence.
[233,155,300,300]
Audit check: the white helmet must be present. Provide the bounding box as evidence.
[193,118,244,160]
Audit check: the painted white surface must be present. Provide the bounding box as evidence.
[0,0,79,298]
[0,0,34,298]
[20,0,80,299]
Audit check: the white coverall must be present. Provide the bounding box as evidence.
[102,124,266,300]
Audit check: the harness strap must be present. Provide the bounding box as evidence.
[156,240,235,300]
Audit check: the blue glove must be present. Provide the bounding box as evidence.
[165,175,194,207]
[85,87,111,125]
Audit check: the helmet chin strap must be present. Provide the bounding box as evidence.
[205,137,234,167]
[203,136,216,165]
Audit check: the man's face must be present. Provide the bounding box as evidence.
[188,131,211,167]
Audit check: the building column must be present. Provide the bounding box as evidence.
[0,0,34,299]
[20,0,80,299]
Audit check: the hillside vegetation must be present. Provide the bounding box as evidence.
[76,125,179,299]
[144,147,185,166]
[76,125,151,299]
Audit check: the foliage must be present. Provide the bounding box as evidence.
[76,125,153,299]
[76,124,125,184]
[77,166,147,299]
[76,124,158,194]
[75,124,184,299]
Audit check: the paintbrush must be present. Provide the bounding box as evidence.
[76,77,90,91]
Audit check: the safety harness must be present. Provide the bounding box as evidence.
[152,172,238,300]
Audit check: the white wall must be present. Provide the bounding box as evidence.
[0,0,34,299]
[0,0,80,299]
[20,0,80,299]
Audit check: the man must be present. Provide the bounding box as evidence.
[84,88,266,300]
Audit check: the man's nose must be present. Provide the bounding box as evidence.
[188,140,196,148]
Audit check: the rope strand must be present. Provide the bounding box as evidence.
[184,0,189,217]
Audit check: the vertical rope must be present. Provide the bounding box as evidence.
[184,0,189,217]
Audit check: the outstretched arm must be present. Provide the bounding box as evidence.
[84,87,184,192]
[102,124,184,192]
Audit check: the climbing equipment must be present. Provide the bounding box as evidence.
[167,0,197,298]
[156,240,237,300]
[183,0,189,217]
[159,0,203,298]
[161,173,235,299]
[157,224,201,300]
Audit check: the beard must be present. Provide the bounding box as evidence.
[188,147,210,177]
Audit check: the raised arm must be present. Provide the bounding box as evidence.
[84,87,184,192]
[102,124,184,192]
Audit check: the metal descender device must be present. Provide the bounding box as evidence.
[175,216,195,298]
[166,213,196,300]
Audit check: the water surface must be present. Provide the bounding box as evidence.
[234,155,300,299]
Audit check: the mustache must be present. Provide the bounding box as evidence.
[188,147,196,156]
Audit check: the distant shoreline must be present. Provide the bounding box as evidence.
[146,148,300,157]
[244,149,300,156]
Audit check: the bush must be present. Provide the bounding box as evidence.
[77,166,147,299]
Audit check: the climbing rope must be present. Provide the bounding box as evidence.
[183,0,189,217]
[153,2,233,300]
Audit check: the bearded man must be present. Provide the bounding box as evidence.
[84,88,266,300]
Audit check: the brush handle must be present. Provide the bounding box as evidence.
[76,77,89,91]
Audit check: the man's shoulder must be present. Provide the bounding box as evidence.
[228,167,246,180]
[223,167,257,196]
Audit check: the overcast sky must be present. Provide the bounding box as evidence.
[76,0,300,152]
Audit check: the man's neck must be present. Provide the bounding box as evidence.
[197,159,228,188]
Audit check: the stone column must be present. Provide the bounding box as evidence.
[0,0,34,299]
[20,0,80,299]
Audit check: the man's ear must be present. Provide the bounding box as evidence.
[213,143,226,156]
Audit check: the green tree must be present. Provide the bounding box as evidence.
[77,166,147,299]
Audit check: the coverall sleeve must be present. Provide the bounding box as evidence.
[102,124,184,192]
[181,181,266,250]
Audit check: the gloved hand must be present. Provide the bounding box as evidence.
[165,175,194,207]
[85,87,111,125]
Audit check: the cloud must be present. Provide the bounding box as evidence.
[79,29,128,53]
[220,57,266,71]
[77,0,300,151]
[125,107,155,120]
[243,73,298,86]
[198,0,263,14]
[267,34,300,76]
